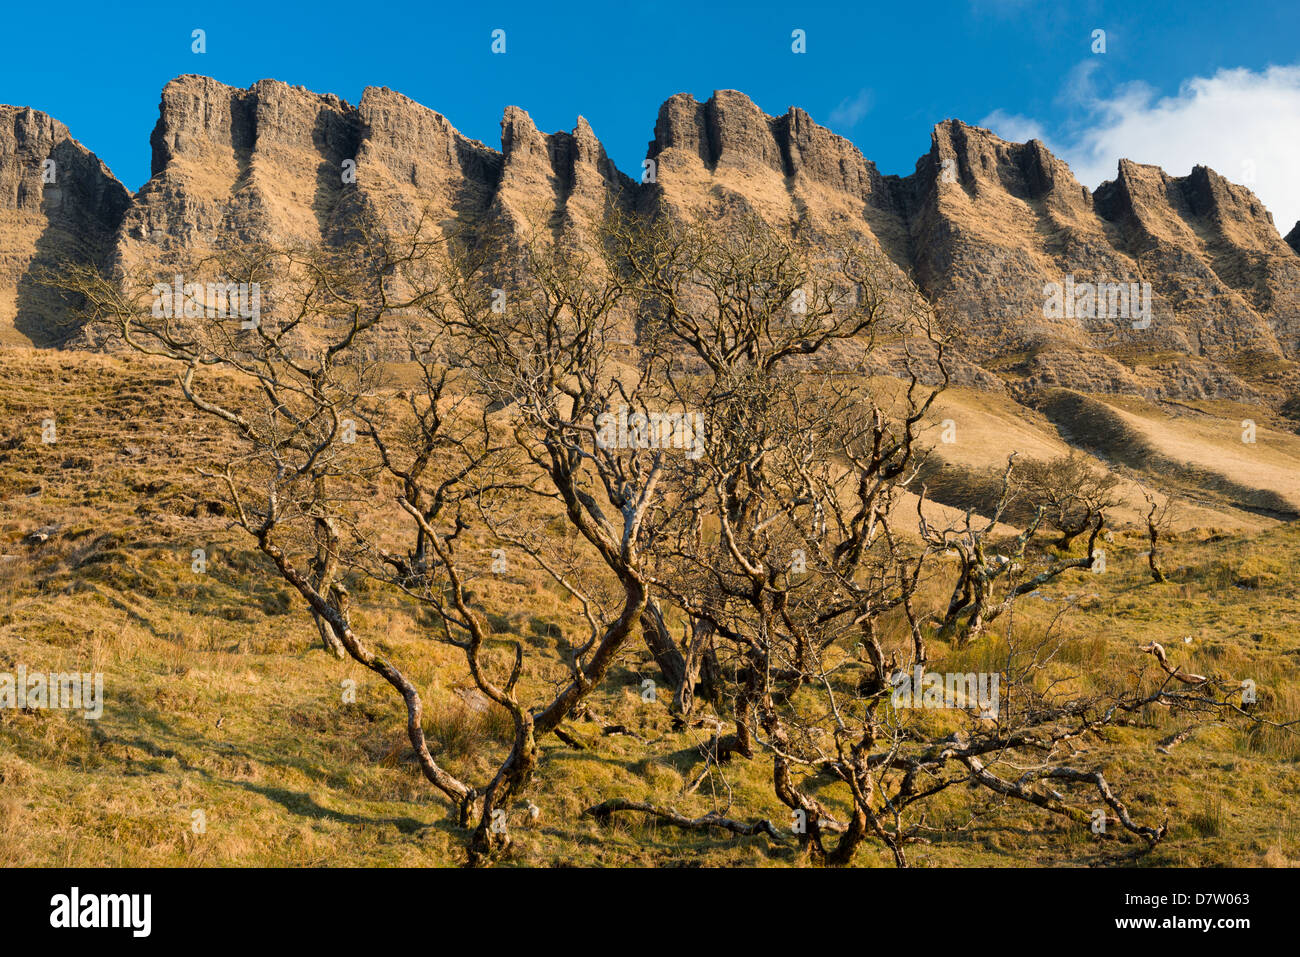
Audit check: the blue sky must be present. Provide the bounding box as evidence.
[4,0,1299,227]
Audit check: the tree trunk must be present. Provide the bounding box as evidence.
[640,598,686,689]
[1147,524,1167,583]
[314,612,347,659]
[671,616,721,723]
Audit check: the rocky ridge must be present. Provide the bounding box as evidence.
[1,75,1297,406]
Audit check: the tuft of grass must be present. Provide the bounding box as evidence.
[427,700,514,761]
[1188,796,1227,838]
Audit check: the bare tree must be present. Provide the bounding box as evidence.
[579,209,1272,867]
[46,205,1285,870]
[1139,485,1175,584]
[1014,450,1122,550]
[920,455,1107,644]
[589,209,944,862]
[46,209,672,863]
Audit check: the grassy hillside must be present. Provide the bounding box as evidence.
[1,349,1297,867]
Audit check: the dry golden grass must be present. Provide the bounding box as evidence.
[0,348,1296,867]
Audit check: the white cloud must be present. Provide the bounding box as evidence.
[978,108,1047,146]
[985,65,1300,235]
[1056,58,1104,108]
[829,89,873,129]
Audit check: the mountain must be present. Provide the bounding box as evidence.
[2,75,1298,407]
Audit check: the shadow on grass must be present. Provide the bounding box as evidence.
[235,782,429,833]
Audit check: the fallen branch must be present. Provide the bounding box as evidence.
[963,756,1167,847]
[1155,724,1210,754]
[552,725,588,750]
[1142,642,1207,685]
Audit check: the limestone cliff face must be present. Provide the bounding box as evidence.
[350,85,499,235]
[118,77,634,268]
[645,91,896,233]
[1092,160,1300,359]
[894,122,1299,400]
[898,119,1125,369]
[0,106,130,344]
[642,92,993,387]
[117,76,362,269]
[492,105,633,243]
[2,76,1298,405]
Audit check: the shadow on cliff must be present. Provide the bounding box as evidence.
[14,140,129,347]
[311,103,364,243]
